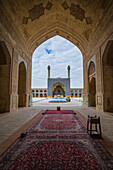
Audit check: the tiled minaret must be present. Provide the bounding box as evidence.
[47,65,51,78]
[67,65,70,78]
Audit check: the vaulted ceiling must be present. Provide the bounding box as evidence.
[1,0,113,55]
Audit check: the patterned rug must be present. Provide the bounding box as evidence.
[44,110,75,114]
[0,110,113,170]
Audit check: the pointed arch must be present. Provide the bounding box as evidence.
[88,61,95,76]
[18,61,26,107]
[52,81,65,97]
[102,40,113,112]
[88,61,96,107]
[28,23,86,56]
[0,41,11,113]
[89,77,96,107]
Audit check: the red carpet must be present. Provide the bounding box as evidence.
[0,110,113,169]
[44,110,75,114]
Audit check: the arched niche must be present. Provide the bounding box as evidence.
[0,41,11,113]
[40,93,43,97]
[71,93,74,97]
[89,77,96,107]
[18,61,26,107]
[52,82,65,97]
[88,61,96,107]
[44,93,47,97]
[103,40,113,112]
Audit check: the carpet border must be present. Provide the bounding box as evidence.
[0,110,43,156]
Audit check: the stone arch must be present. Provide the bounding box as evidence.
[29,23,86,56]
[40,93,43,97]
[88,61,96,107]
[18,61,26,107]
[88,61,95,76]
[75,93,77,97]
[71,93,74,97]
[89,77,96,107]
[79,93,82,97]
[52,82,65,97]
[44,93,47,97]
[36,93,38,97]
[32,34,83,98]
[102,40,113,112]
[0,41,11,113]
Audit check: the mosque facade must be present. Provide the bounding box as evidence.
[47,65,70,98]
[32,65,83,98]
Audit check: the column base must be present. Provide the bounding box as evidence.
[26,93,33,107]
[83,93,89,106]
[96,94,104,111]
[10,94,18,112]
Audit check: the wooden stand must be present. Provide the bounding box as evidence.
[87,115,102,138]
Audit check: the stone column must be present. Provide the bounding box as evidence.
[26,59,32,106]
[10,48,19,112]
[39,90,40,97]
[34,90,36,97]
[42,90,43,97]
[83,59,89,106]
[95,48,104,111]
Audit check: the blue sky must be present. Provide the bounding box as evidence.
[32,35,83,88]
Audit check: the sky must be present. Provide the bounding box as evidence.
[32,35,83,88]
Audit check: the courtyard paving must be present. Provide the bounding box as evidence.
[0,98,113,149]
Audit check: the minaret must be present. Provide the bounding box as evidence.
[67,65,70,78]
[47,65,51,78]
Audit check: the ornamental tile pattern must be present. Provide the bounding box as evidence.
[48,78,70,96]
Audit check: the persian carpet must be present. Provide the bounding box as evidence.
[0,110,113,170]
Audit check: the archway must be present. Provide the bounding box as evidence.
[32,35,83,100]
[52,81,66,98]
[36,93,38,97]
[89,77,96,106]
[53,85,65,98]
[75,94,77,97]
[29,24,86,56]
[0,41,11,113]
[88,61,96,107]
[79,93,81,97]
[71,93,74,97]
[40,93,43,97]
[44,94,47,97]
[18,62,26,107]
[103,41,113,112]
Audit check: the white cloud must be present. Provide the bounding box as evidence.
[32,35,83,88]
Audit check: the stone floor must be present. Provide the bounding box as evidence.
[0,98,113,154]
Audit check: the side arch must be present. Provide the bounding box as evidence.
[88,61,96,107]
[0,41,11,113]
[102,40,113,112]
[18,61,26,107]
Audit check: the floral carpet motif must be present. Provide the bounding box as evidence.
[41,114,76,130]
[8,141,99,169]
[0,110,113,169]
[28,113,87,134]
